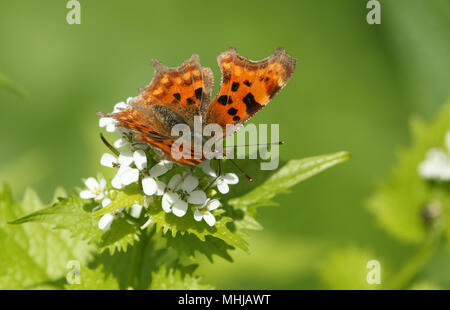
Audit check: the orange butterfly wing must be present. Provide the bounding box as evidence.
[205,47,296,130]
[136,54,214,129]
[101,48,296,166]
[136,135,203,166]
[103,55,213,165]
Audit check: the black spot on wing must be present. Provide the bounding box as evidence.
[244,80,251,87]
[231,82,240,92]
[227,107,238,115]
[233,116,240,121]
[173,93,181,101]
[217,95,229,106]
[194,88,203,100]
[242,93,262,115]
[186,97,196,105]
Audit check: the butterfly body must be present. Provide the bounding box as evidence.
[100,48,296,166]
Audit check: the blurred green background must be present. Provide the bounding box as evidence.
[0,0,449,289]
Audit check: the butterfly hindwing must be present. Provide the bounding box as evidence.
[134,55,214,128]
[135,135,203,166]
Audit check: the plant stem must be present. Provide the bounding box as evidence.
[387,223,445,289]
[127,225,155,289]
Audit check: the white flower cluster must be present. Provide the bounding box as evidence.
[98,98,132,133]
[79,98,240,231]
[79,177,143,231]
[418,131,450,181]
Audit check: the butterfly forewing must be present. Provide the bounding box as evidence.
[206,47,296,131]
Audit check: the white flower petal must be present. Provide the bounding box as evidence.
[427,148,447,162]
[155,181,166,196]
[181,175,199,193]
[193,209,203,222]
[80,190,95,199]
[162,160,173,169]
[102,198,112,208]
[142,177,157,196]
[99,178,107,190]
[98,213,114,231]
[172,199,188,217]
[111,175,123,189]
[223,173,239,184]
[162,192,179,213]
[149,160,173,177]
[187,190,207,205]
[130,204,143,218]
[207,199,220,211]
[149,164,166,177]
[199,160,217,177]
[114,138,129,148]
[113,101,127,112]
[106,122,116,132]
[133,150,147,170]
[419,148,450,180]
[99,117,112,128]
[119,168,139,185]
[150,165,165,177]
[118,149,134,167]
[84,177,99,191]
[168,174,182,190]
[217,181,229,194]
[203,212,216,226]
[94,192,105,201]
[441,166,450,180]
[115,128,128,136]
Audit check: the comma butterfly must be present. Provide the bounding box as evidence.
[99,47,296,166]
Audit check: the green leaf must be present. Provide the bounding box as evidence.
[229,151,350,216]
[164,232,234,263]
[99,218,140,254]
[368,100,450,243]
[149,265,213,290]
[10,194,103,243]
[94,184,145,217]
[11,193,140,254]
[148,206,248,252]
[0,184,93,289]
[92,229,199,290]
[65,266,119,290]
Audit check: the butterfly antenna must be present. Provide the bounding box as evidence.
[229,159,253,182]
[100,133,120,156]
[224,141,284,148]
